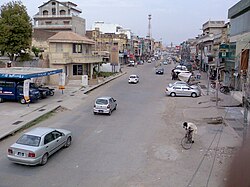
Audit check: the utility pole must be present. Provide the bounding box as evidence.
[216,58,220,107]
[242,70,248,142]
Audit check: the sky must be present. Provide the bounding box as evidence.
[0,0,240,46]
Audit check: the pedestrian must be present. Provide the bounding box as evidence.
[182,122,197,143]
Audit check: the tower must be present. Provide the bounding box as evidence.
[147,14,152,39]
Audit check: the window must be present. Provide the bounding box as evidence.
[44,133,55,144]
[73,65,83,75]
[63,21,70,25]
[52,131,62,139]
[17,135,41,147]
[60,10,66,15]
[52,8,56,15]
[73,44,82,53]
[56,43,63,52]
[43,10,48,15]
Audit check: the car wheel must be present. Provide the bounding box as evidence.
[49,90,54,96]
[108,110,112,116]
[93,112,97,115]
[0,97,4,103]
[65,137,72,148]
[114,104,117,110]
[170,92,176,97]
[19,98,26,104]
[191,93,197,98]
[40,153,48,165]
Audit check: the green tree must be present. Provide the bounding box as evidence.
[0,1,32,61]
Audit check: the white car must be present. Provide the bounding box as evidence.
[7,127,72,166]
[166,81,201,97]
[128,75,139,84]
[93,97,117,115]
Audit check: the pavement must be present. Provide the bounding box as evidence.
[0,65,245,146]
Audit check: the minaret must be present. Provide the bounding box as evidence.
[147,14,152,39]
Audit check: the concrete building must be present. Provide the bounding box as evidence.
[197,21,226,71]
[32,0,86,51]
[47,31,102,84]
[228,0,250,102]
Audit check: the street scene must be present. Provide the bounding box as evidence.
[0,0,249,187]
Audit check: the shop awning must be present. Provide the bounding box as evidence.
[0,67,63,79]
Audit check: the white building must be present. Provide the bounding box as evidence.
[92,21,132,39]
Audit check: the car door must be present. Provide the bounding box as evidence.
[43,132,57,155]
[181,86,191,96]
[174,86,182,96]
[109,98,114,110]
[51,130,65,151]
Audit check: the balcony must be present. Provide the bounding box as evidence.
[33,24,73,29]
[33,14,74,19]
[49,53,103,64]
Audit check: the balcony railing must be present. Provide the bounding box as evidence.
[33,14,74,19]
[49,53,103,64]
[33,24,73,29]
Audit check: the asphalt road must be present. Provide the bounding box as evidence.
[0,62,238,187]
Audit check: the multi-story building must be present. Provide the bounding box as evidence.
[32,0,86,51]
[86,28,130,65]
[48,31,102,84]
[197,21,226,71]
[228,0,250,102]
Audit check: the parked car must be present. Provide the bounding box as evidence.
[128,61,135,66]
[7,127,72,166]
[93,96,117,115]
[165,82,201,97]
[156,68,164,74]
[128,74,139,84]
[163,61,168,65]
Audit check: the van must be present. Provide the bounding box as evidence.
[0,79,40,104]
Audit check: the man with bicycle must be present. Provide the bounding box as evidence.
[183,122,197,143]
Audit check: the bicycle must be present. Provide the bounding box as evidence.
[219,85,234,94]
[181,130,194,149]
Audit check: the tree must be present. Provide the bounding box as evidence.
[0,1,32,61]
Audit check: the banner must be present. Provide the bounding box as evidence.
[59,73,65,90]
[23,79,30,103]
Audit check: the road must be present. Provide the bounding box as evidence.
[0,62,238,187]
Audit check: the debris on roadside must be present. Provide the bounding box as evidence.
[203,116,224,124]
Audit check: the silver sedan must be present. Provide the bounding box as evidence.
[7,127,72,166]
[165,84,201,97]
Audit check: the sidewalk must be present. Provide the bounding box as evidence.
[190,70,244,139]
[0,72,126,140]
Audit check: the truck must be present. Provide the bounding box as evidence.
[0,79,40,104]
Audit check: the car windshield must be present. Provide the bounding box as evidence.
[96,99,108,105]
[16,134,41,147]
[130,76,136,78]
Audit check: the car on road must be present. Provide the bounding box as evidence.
[128,74,139,84]
[163,61,168,65]
[128,61,135,66]
[156,68,164,74]
[166,82,201,97]
[7,127,72,166]
[93,96,117,115]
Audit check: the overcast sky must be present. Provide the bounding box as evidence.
[1,0,240,46]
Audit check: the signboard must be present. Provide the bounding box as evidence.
[23,79,30,103]
[58,73,65,90]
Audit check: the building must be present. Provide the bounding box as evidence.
[32,0,86,51]
[197,21,226,71]
[47,31,102,84]
[228,0,250,102]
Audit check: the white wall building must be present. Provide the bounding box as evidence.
[92,21,132,39]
